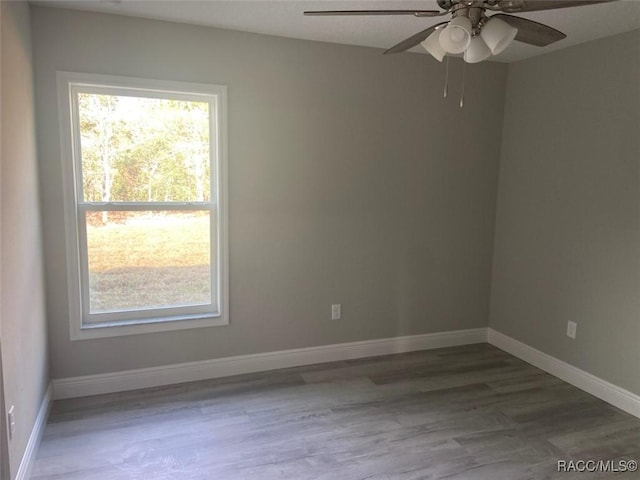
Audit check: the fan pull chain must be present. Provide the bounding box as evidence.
[460,61,466,108]
[443,56,450,98]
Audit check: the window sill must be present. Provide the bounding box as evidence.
[71,313,229,340]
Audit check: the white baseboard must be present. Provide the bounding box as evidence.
[15,384,51,480]
[52,328,488,400]
[488,328,640,419]
[51,328,640,420]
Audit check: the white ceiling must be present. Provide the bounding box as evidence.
[35,0,640,62]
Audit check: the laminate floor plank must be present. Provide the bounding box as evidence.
[32,345,640,479]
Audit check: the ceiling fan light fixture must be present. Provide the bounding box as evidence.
[480,16,518,55]
[421,30,447,62]
[464,35,491,63]
[438,16,472,54]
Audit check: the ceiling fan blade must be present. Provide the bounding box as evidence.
[496,0,616,13]
[383,22,448,55]
[492,14,566,46]
[304,10,442,17]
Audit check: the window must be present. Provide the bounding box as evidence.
[57,72,228,339]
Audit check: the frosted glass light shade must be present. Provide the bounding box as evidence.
[421,30,446,62]
[439,16,472,54]
[464,36,491,63]
[480,17,518,55]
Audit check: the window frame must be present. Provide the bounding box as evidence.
[57,72,229,340]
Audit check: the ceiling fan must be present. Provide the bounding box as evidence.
[304,0,615,63]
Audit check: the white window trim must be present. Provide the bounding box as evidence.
[57,72,229,340]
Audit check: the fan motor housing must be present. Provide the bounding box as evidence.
[438,0,500,8]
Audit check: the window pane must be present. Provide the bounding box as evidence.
[77,94,210,202]
[86,211,212,313]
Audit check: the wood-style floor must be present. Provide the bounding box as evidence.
[33,344,640,479]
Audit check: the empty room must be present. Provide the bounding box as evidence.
[1,0,639,478]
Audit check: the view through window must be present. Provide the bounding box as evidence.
[79,94,212,314]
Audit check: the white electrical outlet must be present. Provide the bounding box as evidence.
[567,321,577,339]
[7,405,15,440]
[331,304,341,320]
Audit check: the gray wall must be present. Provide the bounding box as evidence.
[1,2,49,477]
[31,6,506,379]
[490,30,640,395]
